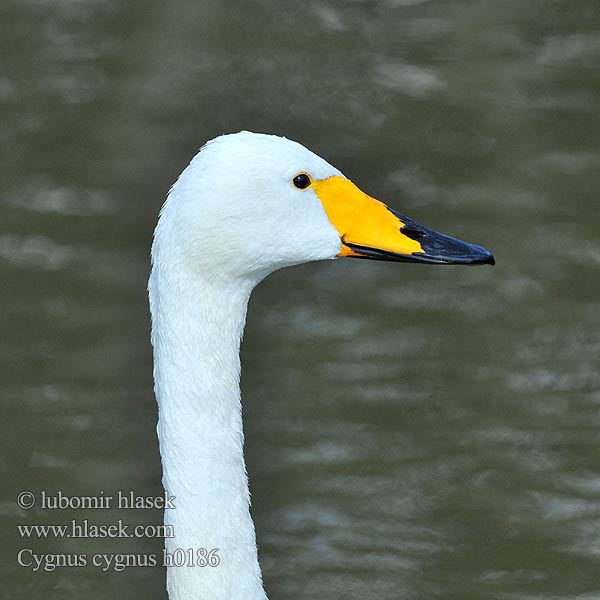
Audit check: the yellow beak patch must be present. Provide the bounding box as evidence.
[312,176,424,257]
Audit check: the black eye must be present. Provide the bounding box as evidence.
[292,173,311,189]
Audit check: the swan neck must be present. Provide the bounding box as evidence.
[149,264,266,600]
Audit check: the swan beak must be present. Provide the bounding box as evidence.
[313,176,495,266]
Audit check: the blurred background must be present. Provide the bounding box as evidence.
[1,0,599,598]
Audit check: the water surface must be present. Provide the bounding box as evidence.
[2,1,599,598]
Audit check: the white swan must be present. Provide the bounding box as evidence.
[148,131,494,600]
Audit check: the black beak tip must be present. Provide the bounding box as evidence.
[386,208,496,267]
[474,245,495,266]
[418,243,495,266]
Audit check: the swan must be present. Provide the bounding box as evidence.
[148,131,494,600]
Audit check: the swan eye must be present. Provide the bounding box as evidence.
[292,173,312,189]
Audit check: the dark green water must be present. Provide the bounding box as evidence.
[2,1,599,598]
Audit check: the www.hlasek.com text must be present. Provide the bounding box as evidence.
[18,519,174,539]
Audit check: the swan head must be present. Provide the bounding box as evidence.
[156,131,494,284]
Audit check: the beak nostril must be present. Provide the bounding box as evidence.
[401,225,426,240]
